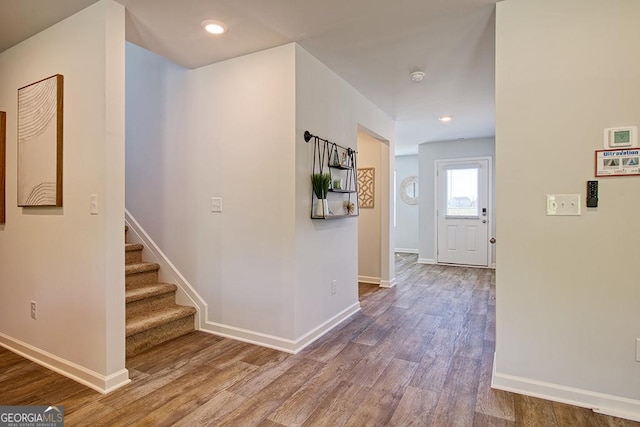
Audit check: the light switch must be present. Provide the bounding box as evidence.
[546,194,581,216]
[211,197,222,213]
[90,194,98,215]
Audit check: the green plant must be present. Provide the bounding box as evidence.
[311,173,331,199]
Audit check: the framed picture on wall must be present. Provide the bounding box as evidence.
[0,111,5,223]
[17,74,64,207]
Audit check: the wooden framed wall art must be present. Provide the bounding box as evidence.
[0,111,5,223]
[18,74,63,207]
[358,167,375,208]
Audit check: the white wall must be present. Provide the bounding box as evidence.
[495,0,640,420]
[395,155,419,252]
[0,0,127,392]
[126,43,297,342]
[294,45,396,338]
[418,138,495,264]
[357,130,383,282]
[126,41,395,350]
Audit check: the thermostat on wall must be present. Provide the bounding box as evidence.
[604,126,637,148]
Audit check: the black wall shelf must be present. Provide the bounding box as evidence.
[305,130,359,219]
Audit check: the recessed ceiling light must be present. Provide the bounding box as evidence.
[439,116,453,122]
[409,71,425,82]
[201,20,227,35]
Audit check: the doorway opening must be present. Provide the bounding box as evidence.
[356,127,393,298]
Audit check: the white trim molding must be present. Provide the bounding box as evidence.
[0,333,130,394]
[417,258,436,264]
[492,355,640,422]
[395,248,418,254]
[358,275,381,285]
[380,278,397,288]
[202,302,361,354]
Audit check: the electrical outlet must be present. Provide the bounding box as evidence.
[30,301,37,320]
[331,280,337,295]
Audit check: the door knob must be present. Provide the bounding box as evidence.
[490,238,496,244]
[482,219,487,223]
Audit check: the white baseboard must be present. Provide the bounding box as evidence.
[395,248,418,254]
[492,355,640,422]
[200,302,361,354]
[380,278,397,288]
[0,333,130,394]
[417,258,436,264]
[358,275,380,285]
[125,210,208,330]
[358,276,397,288]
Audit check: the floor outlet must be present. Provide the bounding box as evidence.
[331,280,337,295]
[30,301,37,320]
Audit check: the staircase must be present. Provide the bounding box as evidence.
[125,226,197,357]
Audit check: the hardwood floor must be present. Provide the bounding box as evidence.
[1,253,638,426]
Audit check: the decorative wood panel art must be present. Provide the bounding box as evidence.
[0,111,5,223]
[18,74,63,207]
[357,167,375,208]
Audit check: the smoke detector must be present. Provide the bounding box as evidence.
[409,71,425,82]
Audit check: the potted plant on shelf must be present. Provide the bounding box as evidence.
[311,173,331,217]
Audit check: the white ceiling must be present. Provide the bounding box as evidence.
[0,0,497,155]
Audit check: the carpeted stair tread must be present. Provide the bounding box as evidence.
[125,243,143,252]
[126,305,196,337]
[125,262,159,275]
[126,283,177,303]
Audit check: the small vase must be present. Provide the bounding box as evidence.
[315,199,328,217]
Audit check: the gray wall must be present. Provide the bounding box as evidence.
[418,138,495,263]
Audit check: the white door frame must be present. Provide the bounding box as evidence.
[433,156,493,267]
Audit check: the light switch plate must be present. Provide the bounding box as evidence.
[546,194,581,216]
[90,194,98,215]
[211,197,222,213]
[636,338,640,362]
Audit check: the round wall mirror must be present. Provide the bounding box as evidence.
[400,176,419,205]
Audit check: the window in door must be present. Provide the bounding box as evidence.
[445,168,478,218]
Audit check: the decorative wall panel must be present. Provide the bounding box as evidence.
[357,167,374,208]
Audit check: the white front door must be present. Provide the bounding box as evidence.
[436,158,490,266]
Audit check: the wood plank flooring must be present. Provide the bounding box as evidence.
[1,253,638,426]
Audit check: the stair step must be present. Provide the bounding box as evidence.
[125,243,144,265]
[126,283,178,317]
[126,313,195,357]
[125,262,160,288]
[126,283,177,303]
[125,262,159,275]
[125,243,143,252]
[126,305,196,337]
